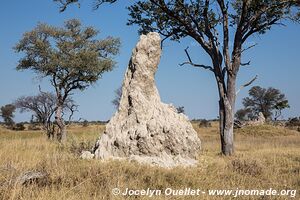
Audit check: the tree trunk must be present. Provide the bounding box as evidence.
[44,122,54,140]
[45,125,51,140]
[55,103,66,143]
[218,74,236,156]
[219,97,234,155]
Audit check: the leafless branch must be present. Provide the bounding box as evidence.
[240,61,251,66]
[93,0,117,10]
[38,85,49,96]
[54,0,80,12]
[241,43,258,53]
[67,104,78,123]
[158,31,174,49]
[179,47,214,72]
[236,75,258,95]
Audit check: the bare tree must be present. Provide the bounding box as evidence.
[0,104,16,128]
[14,91,77,139]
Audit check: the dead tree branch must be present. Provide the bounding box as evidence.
[240,61,251,66]
[236,75,258,95]
[241,43,258,53]
[179,47,214,72]
[54,0,80,12]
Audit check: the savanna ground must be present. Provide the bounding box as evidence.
[0,122,299,200]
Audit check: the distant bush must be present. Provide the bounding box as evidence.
[198,119,212,128]
[13,123,25,131]
[82,120,89,127]
[28,123,41,131]
[176,106,185,114]
[286,117,300,127]
[87,120,108,125]
[234,119,243,129]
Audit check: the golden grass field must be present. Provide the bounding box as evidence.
[0,122,299,200]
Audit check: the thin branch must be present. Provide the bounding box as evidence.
[150,0,212,54]
[93,0,117,10]
[242,18,279,43]
[38,85,45,94]
[158,30,178,49]
[240,61,251,66]
[243,0,294,35]
[179,47,214,72]
[241,43,258,53]
[231,43,257,66]
[236,75,258,95]
[54,0,80,12]
[67,104,78,124]
[160,34,171,48]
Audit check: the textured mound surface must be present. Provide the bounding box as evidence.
[93,32,201,168]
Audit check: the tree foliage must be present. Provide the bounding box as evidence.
[15,19,120,104]
[0,104,16,128]
[15,19,120,142]
[235,108,252,121]
[242,86,290,120]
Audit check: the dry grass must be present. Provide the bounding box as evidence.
[0,122,299,200]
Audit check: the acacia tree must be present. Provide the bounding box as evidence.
[242,86,290,120]
[14,91,77,139]
[57,0,299,155]
[15,19,120,142]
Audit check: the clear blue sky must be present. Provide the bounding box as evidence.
[0,1,299,122]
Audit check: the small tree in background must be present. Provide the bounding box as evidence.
[15,19,120,142]
[81,120,89,127]
[235,108,253,121]
[198,119,212,128]
[274,100,290,121]
[0,104,16,128]
[176,106,185,114]
[14,91,77,139]
[13,123,26,131]
[241,86,290,120]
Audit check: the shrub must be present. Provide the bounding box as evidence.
[13,123,25,131]
[198,119,212,128]
[28,123,41,131]
[286,117,300,127]
[82,120,89,127]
